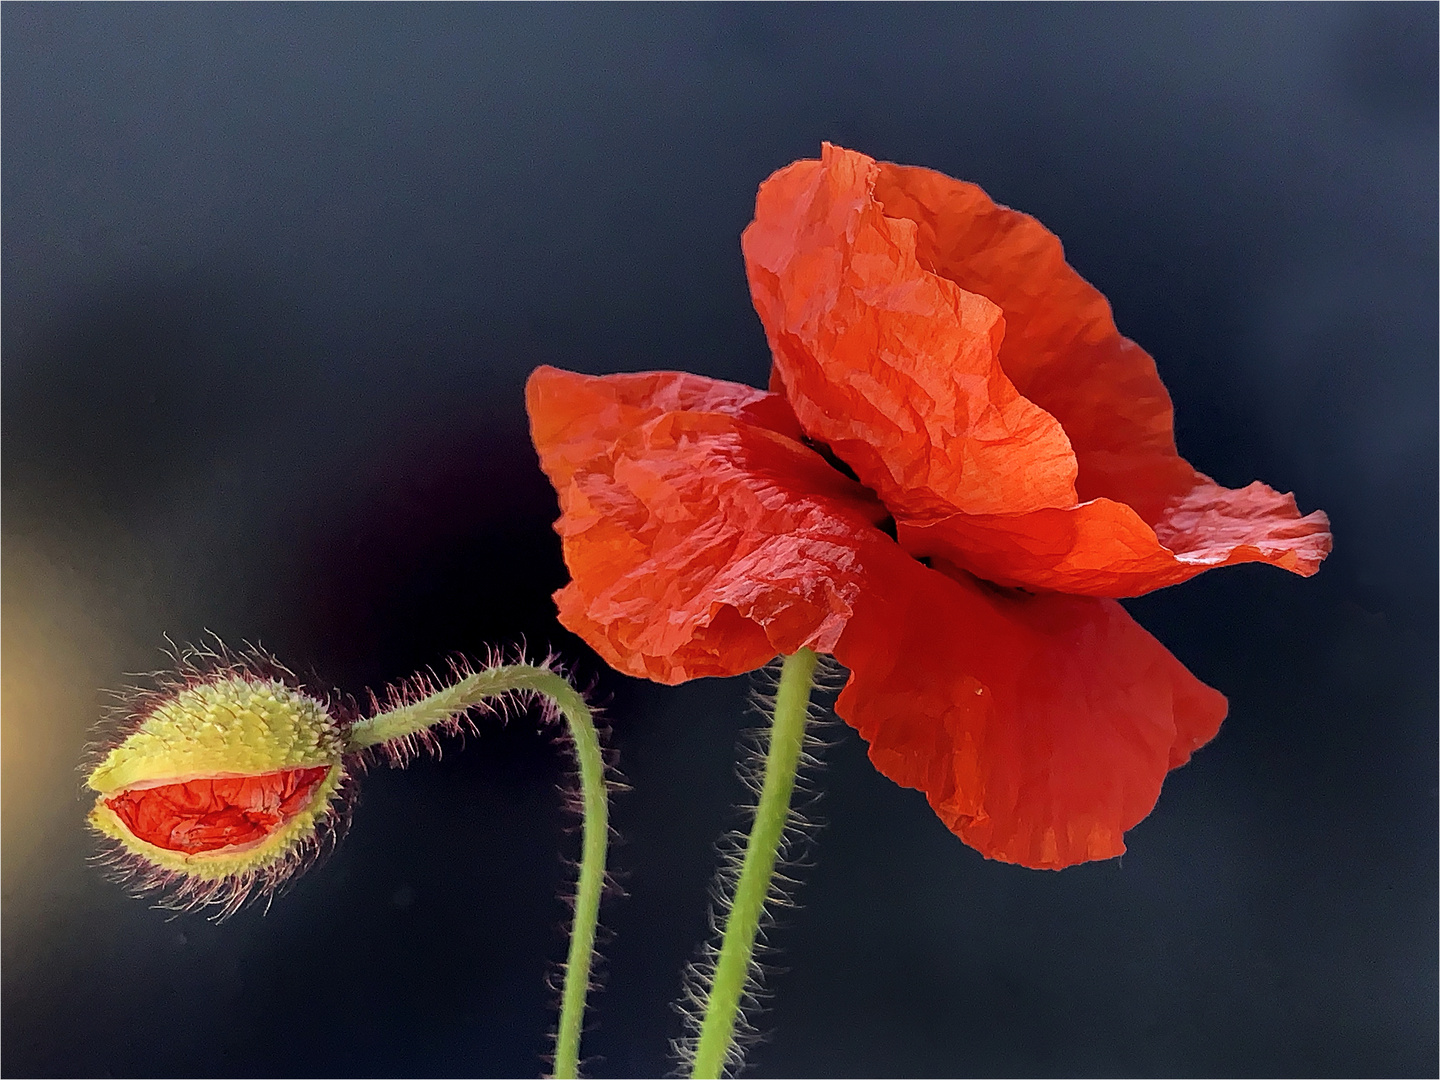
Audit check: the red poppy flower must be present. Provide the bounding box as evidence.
[526,144,1330,869]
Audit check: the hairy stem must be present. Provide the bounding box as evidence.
[690,648,819,1079]
[348,664,607,1080]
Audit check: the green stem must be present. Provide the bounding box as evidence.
[690,648,819,1080]
[348,664,608,1080]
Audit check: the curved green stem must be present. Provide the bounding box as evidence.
[348,664,607,1080]
[690,648,819,1079]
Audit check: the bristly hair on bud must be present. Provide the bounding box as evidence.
[83,636,359,919]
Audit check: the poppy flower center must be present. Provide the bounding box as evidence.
[104,765,333,855]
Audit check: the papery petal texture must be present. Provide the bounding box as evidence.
[871,156,1332,588]
[527,365,889,684]
[527,367,807,489]
[742,144,1080,519]
[832,548,1228,868]
[900,478,1334,597]
[746,145,1331,596]
[871,160,1191,518]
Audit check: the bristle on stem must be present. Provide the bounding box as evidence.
[348,660,610,1080]
[683,648,821,1079]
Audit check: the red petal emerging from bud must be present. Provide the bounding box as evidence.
[105,766,334,855]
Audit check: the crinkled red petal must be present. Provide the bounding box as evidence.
[526,366,806,490]
[871,154,1331,586]
[901,478,1332,597]
[527,366,889,683]
[871,159,1193,519]
[742,144,1080,518]
[745,144,1330,594]
[105,765,332,854]
[832,546,1228,869]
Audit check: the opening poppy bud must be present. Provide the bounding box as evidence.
[86,671,348,905]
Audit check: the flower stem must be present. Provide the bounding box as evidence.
[690,648,819,1079]
[348,664,608,1080]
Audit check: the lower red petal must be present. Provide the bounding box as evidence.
[832,546,1227,868]
[105,765,332,854]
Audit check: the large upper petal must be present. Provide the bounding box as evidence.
[527,365,888,683]
[871,159,1192,518]
[745,144,1330,595]
[832,547,1229,868]
[742,144,1080,518]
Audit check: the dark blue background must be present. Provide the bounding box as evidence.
[4,4,1435,1076]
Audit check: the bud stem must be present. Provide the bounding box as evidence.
[349,664,608,1080]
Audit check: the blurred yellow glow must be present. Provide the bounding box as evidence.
[2,538,118,921]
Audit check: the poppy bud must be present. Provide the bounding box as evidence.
[86,661,349,914]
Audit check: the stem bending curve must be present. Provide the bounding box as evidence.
[348,663,609,1080]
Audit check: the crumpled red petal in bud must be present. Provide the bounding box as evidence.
[105,765,333,855]
[526,144,1331,869]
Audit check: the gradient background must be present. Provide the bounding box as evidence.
[4,5,1436,1077]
